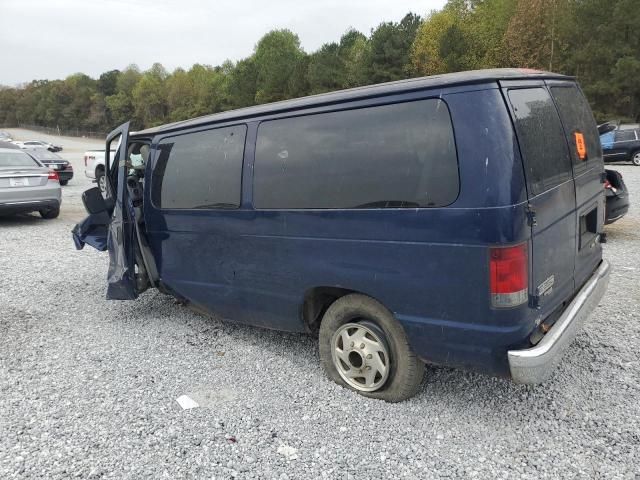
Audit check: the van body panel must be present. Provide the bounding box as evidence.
[74,69,608,382]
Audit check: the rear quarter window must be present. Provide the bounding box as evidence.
[253,99,459,209]
[507,87,572,196]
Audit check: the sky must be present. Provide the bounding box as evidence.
[0,0,447,86]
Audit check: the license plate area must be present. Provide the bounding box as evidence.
[579,207,598,249]
[9,177,29,187]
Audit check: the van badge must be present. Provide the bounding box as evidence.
[536,275,555,297]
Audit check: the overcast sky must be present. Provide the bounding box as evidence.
[0,0,447,86]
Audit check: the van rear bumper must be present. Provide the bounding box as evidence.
[508,260,610,384]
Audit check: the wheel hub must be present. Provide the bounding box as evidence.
[331,322,390,392]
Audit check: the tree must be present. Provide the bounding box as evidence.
[411,9,458,75]
[132,63,168,127]
[227,57,257,109]
[307,43,344,94]
[338,29,369,87]
[97,70,120,97]
[253,29,307,103]
[364,13,421,83]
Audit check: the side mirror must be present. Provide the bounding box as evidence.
[82,187,107,214]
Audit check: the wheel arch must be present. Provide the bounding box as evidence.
[302,286,381,333]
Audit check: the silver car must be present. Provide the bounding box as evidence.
[0,147,62,219]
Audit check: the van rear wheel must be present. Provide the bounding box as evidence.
[319,294,424,402]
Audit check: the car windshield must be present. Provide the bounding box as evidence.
[0,151,39,167]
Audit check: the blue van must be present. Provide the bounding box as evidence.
[73,69,610,402]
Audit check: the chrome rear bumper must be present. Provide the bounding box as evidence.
[508,260,610,384]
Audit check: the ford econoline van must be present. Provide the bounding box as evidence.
[73,69,610,402]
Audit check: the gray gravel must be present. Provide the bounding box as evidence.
[1,130,639,479]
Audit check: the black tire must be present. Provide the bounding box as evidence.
[39,206,60,219]
[319,294,424,402]
[96,168,106,193]
[59,180,68,186]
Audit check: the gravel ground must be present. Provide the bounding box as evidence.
[1,130,639,479]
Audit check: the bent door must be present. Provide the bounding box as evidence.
[72,122,138,299]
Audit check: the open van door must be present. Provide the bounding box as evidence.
[72,122,139,299]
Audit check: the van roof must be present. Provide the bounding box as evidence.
[133,68,572,137]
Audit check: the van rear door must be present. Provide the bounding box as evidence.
[547,81,605,289]
[502,81,578,312]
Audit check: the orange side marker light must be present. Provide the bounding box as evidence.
[575,131,587,160]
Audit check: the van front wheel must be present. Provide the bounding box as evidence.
[319,294,424,402]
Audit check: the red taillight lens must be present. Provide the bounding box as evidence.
[48,171,59,181]
[489,243,528,308]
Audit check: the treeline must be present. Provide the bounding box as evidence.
[1,0,639,133]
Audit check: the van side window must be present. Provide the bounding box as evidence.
[152,125,247,209]
[549,85,602,172]
[253,99,459,209]
[508,88,571,196]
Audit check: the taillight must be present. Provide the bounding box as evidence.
[48,171,59,181]
[84,155,88,166]
[489,243,528,308]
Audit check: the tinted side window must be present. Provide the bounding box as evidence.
[508,88,571,196]
[152,125,246,209]
[254,99,458,209]
[614,130,636,142]
[550,85,602,171]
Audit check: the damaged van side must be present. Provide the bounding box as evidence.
[73,69,610,402]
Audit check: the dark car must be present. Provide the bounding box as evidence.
[73,69,610,402]
[25,148,73,185]
[599,124,640,166]
[604,169,629,224]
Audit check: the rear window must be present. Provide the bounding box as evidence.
[550,84,602,172]
[152,125,246,209]
[508,88,572,196]
[253,99,459,209]
[0,151,39,167]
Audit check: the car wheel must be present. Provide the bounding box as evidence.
[59,180,68,186]
[319,293,424,402]
[39,206,60,219]
[632,151,640,166]
[96,169,106,194]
